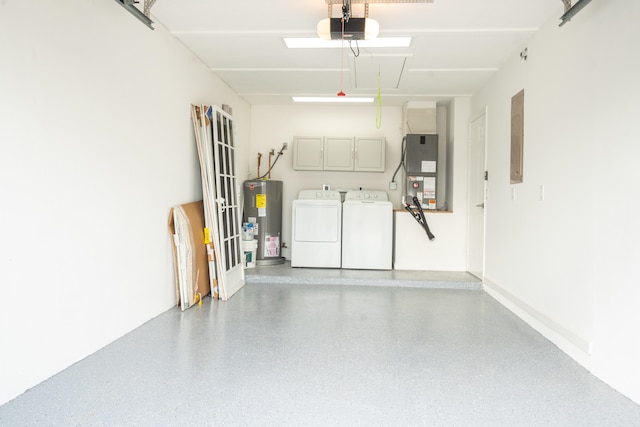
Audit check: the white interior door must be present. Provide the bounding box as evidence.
[467,111,487,280]
[212,107,245,300]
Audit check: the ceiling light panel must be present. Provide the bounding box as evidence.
[293,97,374,103]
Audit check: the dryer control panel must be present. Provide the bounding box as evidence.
[344,190,389,201]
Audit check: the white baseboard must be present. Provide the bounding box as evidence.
[483,278,592,370]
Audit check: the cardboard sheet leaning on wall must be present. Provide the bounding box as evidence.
[168,200,211,310]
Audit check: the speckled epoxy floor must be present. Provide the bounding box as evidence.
[246,261,483,290]
[1,278,640,426]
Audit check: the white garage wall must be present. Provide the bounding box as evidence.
[0,1,250,405]
[471,0,640,404]
[248,102,469,268]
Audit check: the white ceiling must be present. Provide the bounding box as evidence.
[150,0,562,106]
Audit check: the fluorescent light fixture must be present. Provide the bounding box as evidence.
[284,37,411,48]
[293,96,374,103]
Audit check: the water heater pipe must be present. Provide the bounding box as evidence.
[268,149,275,179]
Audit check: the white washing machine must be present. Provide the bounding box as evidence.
[342,190,393,270]
[291,189,342,268]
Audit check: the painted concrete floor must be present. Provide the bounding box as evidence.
[246,262,482,290]
[1,268,640,426]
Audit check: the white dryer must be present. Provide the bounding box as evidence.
[342,190,393,270]
[291,189,342,268]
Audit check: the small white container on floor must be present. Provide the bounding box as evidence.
[242,239,258,268]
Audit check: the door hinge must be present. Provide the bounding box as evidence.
[484,171,488,181]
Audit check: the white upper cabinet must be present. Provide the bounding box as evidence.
[354,137,385,172]
[292,136,324,171]
[293,136,385,172]
[324,137,354,171]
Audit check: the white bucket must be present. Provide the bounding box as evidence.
[242,239,258,269]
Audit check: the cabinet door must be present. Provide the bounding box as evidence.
[324,137,354,171]
[293,137,323,170]
[354,137,385,172]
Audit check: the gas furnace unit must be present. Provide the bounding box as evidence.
[404,134,438,210]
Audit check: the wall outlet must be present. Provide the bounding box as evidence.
[389,181,398,190]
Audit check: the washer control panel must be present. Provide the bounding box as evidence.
[298,189,341,200]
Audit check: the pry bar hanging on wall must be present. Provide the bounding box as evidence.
[404,196,436,241]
